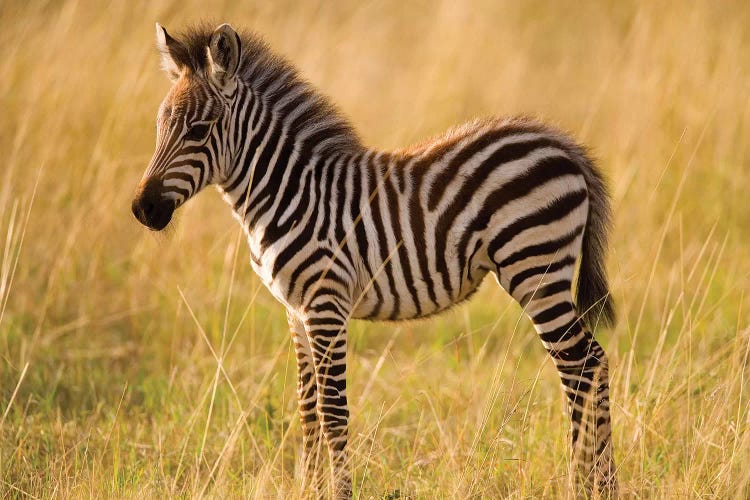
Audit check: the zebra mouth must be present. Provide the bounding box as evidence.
[132,178,175,231]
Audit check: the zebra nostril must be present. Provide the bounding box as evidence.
[142,200,155,217]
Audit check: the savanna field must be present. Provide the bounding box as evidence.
[1,0,749,497]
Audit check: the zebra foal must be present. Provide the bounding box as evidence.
[132,22,617,497]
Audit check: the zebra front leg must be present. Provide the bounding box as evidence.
[303,304,351,499]
[288,312,324,495]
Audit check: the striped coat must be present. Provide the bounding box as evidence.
[132,22,617,498]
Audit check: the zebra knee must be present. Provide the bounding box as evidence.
[553,339,610,418]
[318,406,348,439]
[552,335,607,372]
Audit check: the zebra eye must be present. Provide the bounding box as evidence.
[184,123,210,142]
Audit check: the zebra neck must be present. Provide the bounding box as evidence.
[217,83,365,265]
[219,75,361,196]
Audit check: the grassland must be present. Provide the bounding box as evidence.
[1,0,749,497]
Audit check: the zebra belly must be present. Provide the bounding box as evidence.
[349,262,490,321]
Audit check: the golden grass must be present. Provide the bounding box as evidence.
[1,0,749,497]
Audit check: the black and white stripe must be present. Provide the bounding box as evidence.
[134,23,617,497]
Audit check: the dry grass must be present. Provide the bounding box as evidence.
[1,0,749,497]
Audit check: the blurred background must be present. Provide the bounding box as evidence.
[1,0,749,497]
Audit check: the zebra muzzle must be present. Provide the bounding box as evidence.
[132,177,175,231]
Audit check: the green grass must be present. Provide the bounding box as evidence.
[1,0,749,497]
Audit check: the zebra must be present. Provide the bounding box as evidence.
[131,22,617,498]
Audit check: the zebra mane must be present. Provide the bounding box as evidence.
[168,22,362,152]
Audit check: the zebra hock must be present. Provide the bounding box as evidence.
[131,22,617,497]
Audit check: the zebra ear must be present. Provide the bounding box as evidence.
[207,23,241,87]
[155,23,186,81]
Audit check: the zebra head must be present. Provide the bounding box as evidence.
[132,23,242,231]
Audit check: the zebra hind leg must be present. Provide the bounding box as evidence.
[497,268,617,496]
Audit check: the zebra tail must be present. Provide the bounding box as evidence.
[574,150,616,331]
